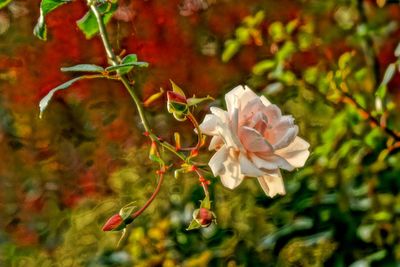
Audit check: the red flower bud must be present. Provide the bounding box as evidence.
[167,91,187,104]
[102,214,126,231]
[195,208,215,227]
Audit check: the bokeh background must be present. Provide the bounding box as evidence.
[2,0,400,266]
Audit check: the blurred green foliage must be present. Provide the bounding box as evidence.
[2,0,400,266]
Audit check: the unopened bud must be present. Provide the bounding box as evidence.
[167,91,189,121]
[102,214,126,232]
[193,208,216,227]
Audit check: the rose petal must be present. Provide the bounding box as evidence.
[239,126,273,153]
[263,104,282,126]
[208,145,228,176]
[225,85,245,115]
[257,171,286,197]
[260,95,271,106]
[271,125,298,150]
[199,114,220,135]
[210,107,228,123]
[251,152,294,171]
[219,153,244,189]
[275,137,310,168]
[239,153,264,177]
[225,85,258,115]
[209,136,224,150]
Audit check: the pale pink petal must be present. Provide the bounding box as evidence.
[250,153,279,170]
[260,95,271,106]
[199,114,220,135]
[208,136,224,150]
[263,104,282,125]
[257,171,286,197]
[253,152,294,171]
[208,145,228,176]
[210,107,228,123]
[240,98,267,126]
[219,154,244,189]
[239,153,264,177]
[275,137,310,168]
[225,85,245,115]
[270,125,298,150]
[239,126,273,153]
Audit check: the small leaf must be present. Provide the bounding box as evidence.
[380,63,396,86]
[119,202,136,220]
[105,61,149,73]
[143,88,164,107]
[222,40,241,63]
[76,2,117,39]
[187,95,214,106]
[200,195,211,209]
[186,219,201,230]
[61,64,104,73]
[174,132,181,150]
[169,80,186,97]
[252,59,275,75]
[39,76,83,118]
[0,0,13,9]
[149,154,164,165]
[33,0,71,40]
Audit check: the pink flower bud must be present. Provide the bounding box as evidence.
[195,208,215,227]
[167,91,187,104]
[102,214,126,231]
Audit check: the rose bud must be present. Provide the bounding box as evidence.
[194,208,216,227]
[102,214,126,232]
[167,91,189,121]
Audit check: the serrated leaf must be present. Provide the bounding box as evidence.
[61,64,104,73]
[0,0,13,9]
[169,80,186,97]
[186,219,201,230]
[187,96,214,107]
[76,2,117,39]
[33,0,71,40]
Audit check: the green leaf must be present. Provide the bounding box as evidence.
[107,54,147,75]
[380,63,396,87]
[0,0,13,9]
[169,80,186,97]
[186,219,201,230]
[200,195,211,209]
[119,202,136,221]
[252,59,276,75]
[222,40,241,63]
[149,154,164,165]
[33,0,71,40]
[76,2,117,39]
[187,95,214,107]
[61,64,104,73]
[105,55,149,74]
[39,76,88,118]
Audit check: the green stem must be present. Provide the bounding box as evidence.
[90,3,152,133]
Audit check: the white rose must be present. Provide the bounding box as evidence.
[199,85,310,197]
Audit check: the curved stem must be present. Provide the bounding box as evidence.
[187,112,203,152]
[131,172,165,220]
